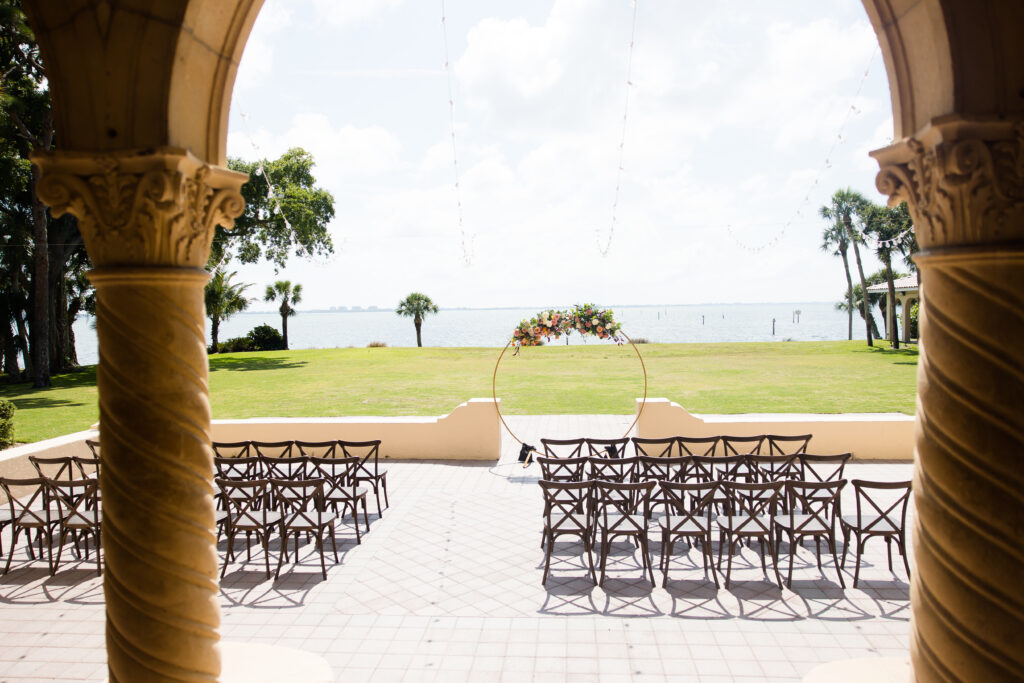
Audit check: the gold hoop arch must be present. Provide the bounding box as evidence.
[491,330,648,452]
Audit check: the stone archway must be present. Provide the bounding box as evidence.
[17,1,1024,680]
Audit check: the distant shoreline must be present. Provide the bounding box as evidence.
[230,300,838,315]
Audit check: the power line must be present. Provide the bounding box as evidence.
[441,0,474,266]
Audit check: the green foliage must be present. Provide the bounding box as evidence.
[218,337,255,353]
[367,341,388,348]
[218,149,335,268]
[396,292,439,347]
[264,280,302,316]
[205,267,251,352]
[246,324,285,351]
[909,301,919,339]
[0,398,14,447]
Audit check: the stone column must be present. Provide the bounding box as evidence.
[32,148,246,682]
[872,117,1024,682]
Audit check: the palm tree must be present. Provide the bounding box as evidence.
[821,188,872,346]
[860,201,914,349]
[204,268,251,352]
[264,280,302,350]
[396,292,439,347]
[836,283,881,340]
[820,219,855,340]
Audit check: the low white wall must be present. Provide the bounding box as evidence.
[0,429,98,500]
[210,398,501,461]
[635,398,915,461]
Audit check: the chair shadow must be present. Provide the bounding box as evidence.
[539,576,599,615]
[208,356,307,373]
[664,579,732,620]
[600,577,661,617]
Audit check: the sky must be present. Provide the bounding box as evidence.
[227,0,898,313]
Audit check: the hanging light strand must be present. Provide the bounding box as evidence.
[441,1,474,266]
[728,46,879,253]
[597,0,640,257]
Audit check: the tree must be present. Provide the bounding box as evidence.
[264,280,302,350]
[396,293,439,348]
[821,188,873,346]
[836,282,881,340]
[820,217,855,340]
[860,201,915,349]
[215,149,336,269]
[205,268,251,352]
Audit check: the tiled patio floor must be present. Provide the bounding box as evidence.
[0,416,912,682]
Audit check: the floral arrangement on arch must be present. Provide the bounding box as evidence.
[512,303,624,348]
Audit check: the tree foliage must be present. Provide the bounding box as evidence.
[205,268,251,352]
[396,292,439,348]
[264,280,302,350]
[216,149,335,269]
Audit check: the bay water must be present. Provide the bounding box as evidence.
[72,301,875,366]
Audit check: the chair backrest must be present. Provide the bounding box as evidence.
[658,480,718,529]
[259,455,309,481]
[308,456,361,497]
[585,438,630,459]
[29,456,77,481]
[540,438,585,459]
[719,435,765,456]
[746,454,796,483]
[676,435,719,457]
[214,456,262,480]
[766,434,812,456]
[536,456,588,483]
[630,437,677,458]
[637,456,691,484]
[252,441,294,459]
[798,453,852,484]
[592,480,656,533]
[785,480,846,532]
[212,441,252,458]
[49,478,100,524]
[850,479,912,535]
[539,480,593,536]
[690,454,748,483]
[72,456,101,480]
[721,481,782,534]
[296,441,338,458]
[338,440,383,478]
[216,478,271,526]
[85,439,101,457]
[588,455,640,483]
[270,478,328,527]
[0,477,52,526]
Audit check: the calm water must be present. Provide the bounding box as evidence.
[72,302,874,366]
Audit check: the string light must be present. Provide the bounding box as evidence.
[597,0,640,258]
[728,46,880,253]
[440,0,474,266]
[235,108,341,269]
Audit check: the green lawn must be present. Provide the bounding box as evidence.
[0,341,918,444]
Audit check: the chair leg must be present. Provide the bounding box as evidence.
[900,536,912,580]
[598,536,609,587]
[642,537,655,586]
[330,523,339,563]
[829,537,845,588]
[262,531,272,579]
[787,532,795,588]
[541,532,553,585]
[584,533,597,583]
[886,537,894,572]
[51,528,68,576]
[854,536,864,588]
[361,498,370,532]
[705,537,720,588]
[381,475,389,509]
[725,537,735,589]
[275,531,288,579]
[94,528,102,576]
[317,534,327,580]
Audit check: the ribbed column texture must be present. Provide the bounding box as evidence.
[911,248,1024,682]
[91,268,220,682]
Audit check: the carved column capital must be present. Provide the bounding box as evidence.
[871,116,1024,250]
[31,147,247,267]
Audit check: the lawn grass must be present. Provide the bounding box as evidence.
[0,341,918,444]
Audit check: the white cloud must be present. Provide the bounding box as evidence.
[233,2,293,92]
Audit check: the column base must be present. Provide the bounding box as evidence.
[802,657,910,683]
[220,642,333,683]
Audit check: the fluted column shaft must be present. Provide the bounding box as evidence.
[873,118,1024,682]
[32,148,246,682]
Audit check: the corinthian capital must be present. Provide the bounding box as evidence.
[31,147,247,268]
[871,116,1024,250]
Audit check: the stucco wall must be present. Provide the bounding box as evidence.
[635,398,914,461]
